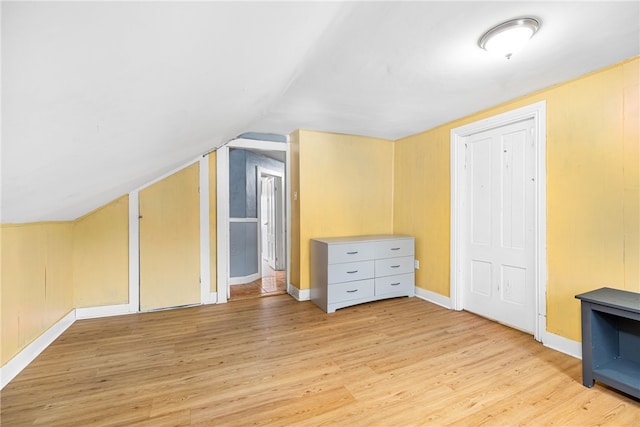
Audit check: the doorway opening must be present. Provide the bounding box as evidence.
[230,165,287,300]
[217,137,290,303]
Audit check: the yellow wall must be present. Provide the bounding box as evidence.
[623,59,639,290]
[1,222,74,365]
[289,130,301,289]
[296,129,395,290]
[393,126,451,297]
[394,57,639,341]
[73,196,129,308]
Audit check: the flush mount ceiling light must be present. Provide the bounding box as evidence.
[479,17,541,59]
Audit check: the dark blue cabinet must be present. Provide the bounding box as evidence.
[575,287,640,399]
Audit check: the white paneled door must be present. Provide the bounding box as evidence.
[259,168,285,272]
[463,118,536,333]
[263,175,277,269]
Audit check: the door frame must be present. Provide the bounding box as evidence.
[216,138,290,303]
[450,101,547,341]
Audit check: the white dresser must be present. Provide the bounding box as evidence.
[310,235,415,313]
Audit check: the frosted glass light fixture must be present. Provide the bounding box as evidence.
[479,17,540,59]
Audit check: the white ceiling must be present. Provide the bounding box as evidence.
[2,1,639,223]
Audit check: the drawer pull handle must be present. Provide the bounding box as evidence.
[346,251,359,255]
[390,282,401,286]
[347,270,358,274]
[391,247,401,250]
[346,289,358,293]
[391,265,401,268]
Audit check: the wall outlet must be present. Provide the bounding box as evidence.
[414,260,420,269]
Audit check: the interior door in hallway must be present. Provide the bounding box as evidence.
[463,118,536,333]
[139,163,200,311]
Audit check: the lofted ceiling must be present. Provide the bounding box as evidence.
[2,1,639,223]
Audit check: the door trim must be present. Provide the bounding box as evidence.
[199,157,214,303]
[216,138,290,303]
[450,101,547,341]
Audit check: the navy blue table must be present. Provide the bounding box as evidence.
[575,287,640,399]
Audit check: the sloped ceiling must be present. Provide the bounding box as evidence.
[2,1,639,223]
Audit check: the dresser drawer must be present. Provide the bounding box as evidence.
[374,238,414,259]
[375,273,414,296]
[328,242,375,264]
[328,279,375,303]
[375,256,414,277]
[328,260,374,284]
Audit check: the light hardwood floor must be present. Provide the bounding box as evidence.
[1,295,638,426]
[230,264,286,301]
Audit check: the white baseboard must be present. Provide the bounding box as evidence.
[541,331,582,359]
[415,287,452,309]
[287,283,310,301]
[1,310,76,390]
[76,303,132,320]
[229,272,261,285]
[202,292,218,305]
[412,288,582,359]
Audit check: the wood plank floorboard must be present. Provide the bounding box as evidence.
[1,295,638,426]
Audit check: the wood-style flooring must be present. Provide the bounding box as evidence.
[1,295,638,426]
[229,267,286,301]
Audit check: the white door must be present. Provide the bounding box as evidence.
[463,118,535,333]
[273,175,285,271]
[260,176,269,259]
[264,175,277,269]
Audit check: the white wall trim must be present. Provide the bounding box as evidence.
[199,157,211,305]
[128,191,140,312]
[229,273,261,286]
[414,287,452,309]
[202,292,218,305]
[284,141,292,298]
[450,101,547,342]
[1,310,76,390]
[76,304,132,320]
[216,146,229,303]
[287,284,310,301]
[541,331,582,360]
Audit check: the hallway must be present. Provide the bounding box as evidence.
[230,261,286,300]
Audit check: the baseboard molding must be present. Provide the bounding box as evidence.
[229,272,261,286]
[412,288,581,359]
[541,331,582,359]
[287,283,310,301]
[76,303,133,320]
[415,287,452,309]
[1,310,76,390]
[202,292,218,305]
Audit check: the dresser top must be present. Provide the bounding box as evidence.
[575,287,640,314]
[311,234,413,244]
